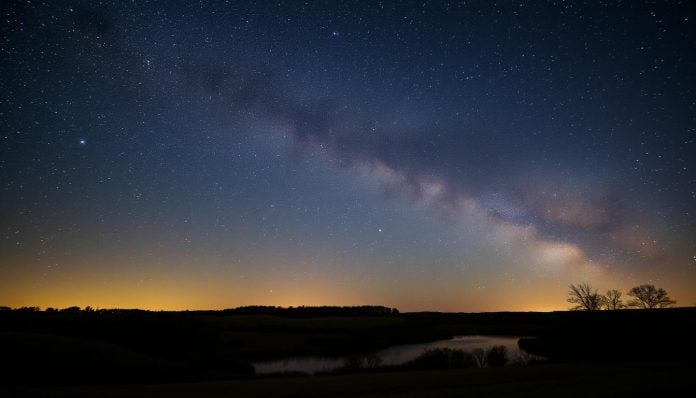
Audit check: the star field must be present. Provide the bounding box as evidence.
[1,1,695,311]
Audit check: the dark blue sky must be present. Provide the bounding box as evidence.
[1,1,694,310]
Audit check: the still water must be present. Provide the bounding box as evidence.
[254,335,527,375]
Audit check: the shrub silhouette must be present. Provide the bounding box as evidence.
[470,346,508,368]
[340,355,366,371]
[330,354,384,374]
[486,345,508,367]
[365,353,382,368]
[405,348,475,370]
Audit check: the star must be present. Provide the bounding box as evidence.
[79,139,86,145]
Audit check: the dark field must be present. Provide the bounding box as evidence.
[9,363,691,398]
[1,307,694,396]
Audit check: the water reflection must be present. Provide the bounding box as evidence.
[254,335,528,375]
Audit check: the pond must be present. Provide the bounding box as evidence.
[253,335,530,375]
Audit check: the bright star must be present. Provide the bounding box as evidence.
[79,139,86,145]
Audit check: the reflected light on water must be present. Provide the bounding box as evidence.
[254,335,530,375]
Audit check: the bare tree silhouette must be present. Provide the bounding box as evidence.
[602,289,624,310]
[627,284,676,309]
[567,283,602,311]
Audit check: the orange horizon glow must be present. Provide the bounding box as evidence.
[3,276,693,313]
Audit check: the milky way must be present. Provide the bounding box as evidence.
[1,1,694,311]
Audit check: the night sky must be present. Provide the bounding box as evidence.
[1,1,695,311]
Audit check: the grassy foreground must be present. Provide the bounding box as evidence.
[8,361,691,398]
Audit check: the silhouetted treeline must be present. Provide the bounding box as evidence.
[219,305,400,317]
[0,306,154,314]
[566,283,677,311]
[0,305,400,317]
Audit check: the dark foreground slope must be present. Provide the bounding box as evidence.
[1,307,694,395]
[9,362,692,398]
